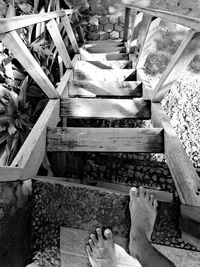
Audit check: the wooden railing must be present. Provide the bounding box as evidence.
[0,9,81,180]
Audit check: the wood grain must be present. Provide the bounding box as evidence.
[47,127,164,153]
[61,98,151,119]
[151,103,200,206]
[0,166,23,181]
[68,80,142,97]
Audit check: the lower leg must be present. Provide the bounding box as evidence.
[129,187,175,267]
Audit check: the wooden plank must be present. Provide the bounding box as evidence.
[85,46,126,53]
[74,61,136,81]
[136,17,161,69]
[151,103,200,206]
[123,7,131,41]
[179,216,200,239]
[152,30,200,102]
[47,19,72,68]
[57,54,80,97]
[3,31,59,99]
[68,80,142,97]
[85,42,124,48]
[137,68,153,100]
[86,60,132,69]
[80,48,129,61]
[85,40,123,44]
[11,99,60,178]
[180,204,200,222]
[61,98,151,119]
[0,166,23,181]
[123,4,200,31]
[47,127,163,153]
[0,9,74,34]
[61,16,79,54]
[126,10,137,51]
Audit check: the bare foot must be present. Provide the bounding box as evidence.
[129,187,158,257]
[86,228,117,267]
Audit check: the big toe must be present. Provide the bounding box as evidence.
[104,229,113,242]
[130,187,138,201]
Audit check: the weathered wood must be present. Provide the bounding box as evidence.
[179,216,200,240]
[85,42,124,48]
[137,68,153,100]
[86,60,132,69]
[80,48,129,61]
[11,99,60,178]
[126,10,137,50]
[85,46,126,54]
[3,31,59,98]
[61,16,79,54]
[47,19,72,68]
[85,40,123,44]
[61,98,150,119]
[180,204,200,222]
[152,30,200,102]
[151,103,200,206]
[123,4,200,31]
[136,17,161,69]
[0,166,23,181]
[57,55,80,97]
[47,127,163,153]
[68,80,142,97]
[123,7,131,41]
[181,232,200,250]
[0,10,74,34]
[74,61,136,81]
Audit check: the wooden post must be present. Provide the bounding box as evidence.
[123,7,131,42]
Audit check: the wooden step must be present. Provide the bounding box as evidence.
[60,227,200,267]
[60,98,151,119]
[84,46,126,53]
[68,80,142,97]
[85,42,125,47]
[80,49,129,61]
[74,61,136,81]
[47,127,164,153]
[86,60,132,69]
[85,40,124,45]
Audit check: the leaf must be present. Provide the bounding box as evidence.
[2,57,14,79]
[18,75,29,109]
[17,3,33,14]
[0,115,10,126]
[8,123,17,136]
[6,3,15,18]
[0,131,8,144]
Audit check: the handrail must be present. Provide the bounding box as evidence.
[123,4,200,31]
[0,9,75,34]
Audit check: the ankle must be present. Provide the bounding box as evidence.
[129,230,149,258]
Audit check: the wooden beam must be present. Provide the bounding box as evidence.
[123,7,131,41]
[57,54,80,97]
[180,204,200,222]
[68,80,142,97]
[3,31,59,99]
[61,16,79,54]
[123,4,200,31]
[61,98,151,119]
[47,127,164,153]
[11,99,60,178]
[136,17,161,69]
[47,19,72,68]
[0,9,75,34]
[151,103,200,206]
[74,61,136,81]
[137,68,153,100]
[152,30,200,102]
[0,166,23,181]
[86,60,132,69]
[179,217,200,240]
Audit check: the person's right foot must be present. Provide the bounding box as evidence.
[129,187,158,257]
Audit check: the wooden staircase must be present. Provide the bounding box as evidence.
[0,3,200,266]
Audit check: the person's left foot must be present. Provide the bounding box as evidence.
[86,228,117,267]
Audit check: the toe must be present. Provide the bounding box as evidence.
[96,228,103,241]
[104,229,113,241]
[139,187,145,200]
[130,187,138,200]
[86,244,92,256]
[90,233,97,245]
[153,198,158,209]
[149,194,154,205]
[89,238,95,249]
[145,190,150,202]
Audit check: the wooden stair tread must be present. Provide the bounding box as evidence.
[60,98,151,119]
[47,127,164,153]
[80,51,129,61]
[84,46,126,53]
[68,80,142,97]
[74,61,136,81]
[85,60,133,69]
